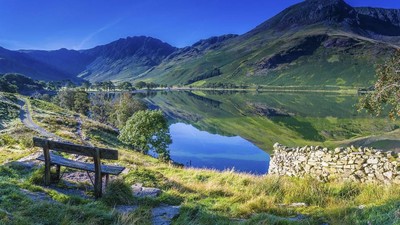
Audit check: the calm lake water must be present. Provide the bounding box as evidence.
[133,90,400,174]
[169,123,269,174]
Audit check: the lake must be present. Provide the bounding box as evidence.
[135,90,400,174]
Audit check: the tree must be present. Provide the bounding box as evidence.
[118,82,134,91]
[73,90,90,115]
[56,90,90,115]
[90,92,113,123]
[81,81,91,91]
[118,110,172,161]
[359,51,400,119]
[111,93,147,129]
[135,81,147,89]
[57,90,75,110]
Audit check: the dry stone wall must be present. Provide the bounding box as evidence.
[268,143,400,184]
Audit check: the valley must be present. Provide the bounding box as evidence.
[1,0,400,224]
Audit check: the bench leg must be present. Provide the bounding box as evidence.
[105,174,109,188]
[44,164,51,186]
[55,165,61,181]
[94,149,102,199]
[43,144,51,186]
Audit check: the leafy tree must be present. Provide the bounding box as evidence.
[118,82,134,91]
[135,81,147,89]
[64,80,76,89]
[359,51,400,119]
[111,93,146,129]
[90,92,113,123]
[73,90,90,115]
[118,110,172,161]
[56,90,90,115]
[81,81,91,90]
[57,90,75,110]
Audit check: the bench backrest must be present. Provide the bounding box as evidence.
[33,137,118,160]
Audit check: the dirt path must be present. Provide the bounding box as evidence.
[74,114,94,147]
[18,99,63,141]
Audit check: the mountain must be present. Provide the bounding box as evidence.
[77,36,177,82]
[21,48,94,77]
[0,47,77,81]
[140,0,400,87]
[1,0,400,87]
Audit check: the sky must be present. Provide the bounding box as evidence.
[1,0,400,50]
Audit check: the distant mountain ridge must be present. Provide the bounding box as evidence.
[1,0,400,87]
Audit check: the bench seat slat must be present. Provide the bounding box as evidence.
[37,153,125,175]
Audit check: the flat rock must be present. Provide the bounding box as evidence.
[278,202,307,208]
[115,204,181,225]
[288,214,307,221]
[20,189,54,202]
[115,205,139,214]
[132,183,161,198]
[152,205,180,225]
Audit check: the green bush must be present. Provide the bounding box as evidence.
[0,134,17,146]
[101,179,135,206]
[19,135,34,148]
[29,167,45,185]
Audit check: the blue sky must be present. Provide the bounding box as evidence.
[1,0,400,50]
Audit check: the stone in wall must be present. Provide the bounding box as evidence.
[268,143,400,184]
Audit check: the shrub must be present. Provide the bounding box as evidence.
[19,135,34,148]
[0,134,17,146]
[101,179,135,206]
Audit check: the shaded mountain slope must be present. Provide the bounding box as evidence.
[77,36,177,82]
[0,47,75,81]
[21,48,94,77]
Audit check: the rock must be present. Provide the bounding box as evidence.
[334,147,343,153]
[20,189,55,202]
[132,183,161,198]
[367,158,379,164]
[115,205,139,214]
[273,143,282,149]
[152,205,180,225]
[270,144,399,183]
[383,171,393,179]
[288,214,307,221]
[289,202,307,207]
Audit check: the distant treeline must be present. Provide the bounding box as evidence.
[0,73,169,95]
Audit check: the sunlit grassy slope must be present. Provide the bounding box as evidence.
[140,26,394,88]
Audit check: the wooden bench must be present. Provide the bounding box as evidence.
[33,137,125,198]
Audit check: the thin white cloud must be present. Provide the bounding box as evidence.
[76,18,122,49]
[0,39,38,50]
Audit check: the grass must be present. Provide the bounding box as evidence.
[1,139,399,224]
[0,95,399,224]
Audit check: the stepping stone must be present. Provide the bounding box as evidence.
[132,183,161,198]
[152,205,180,225]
